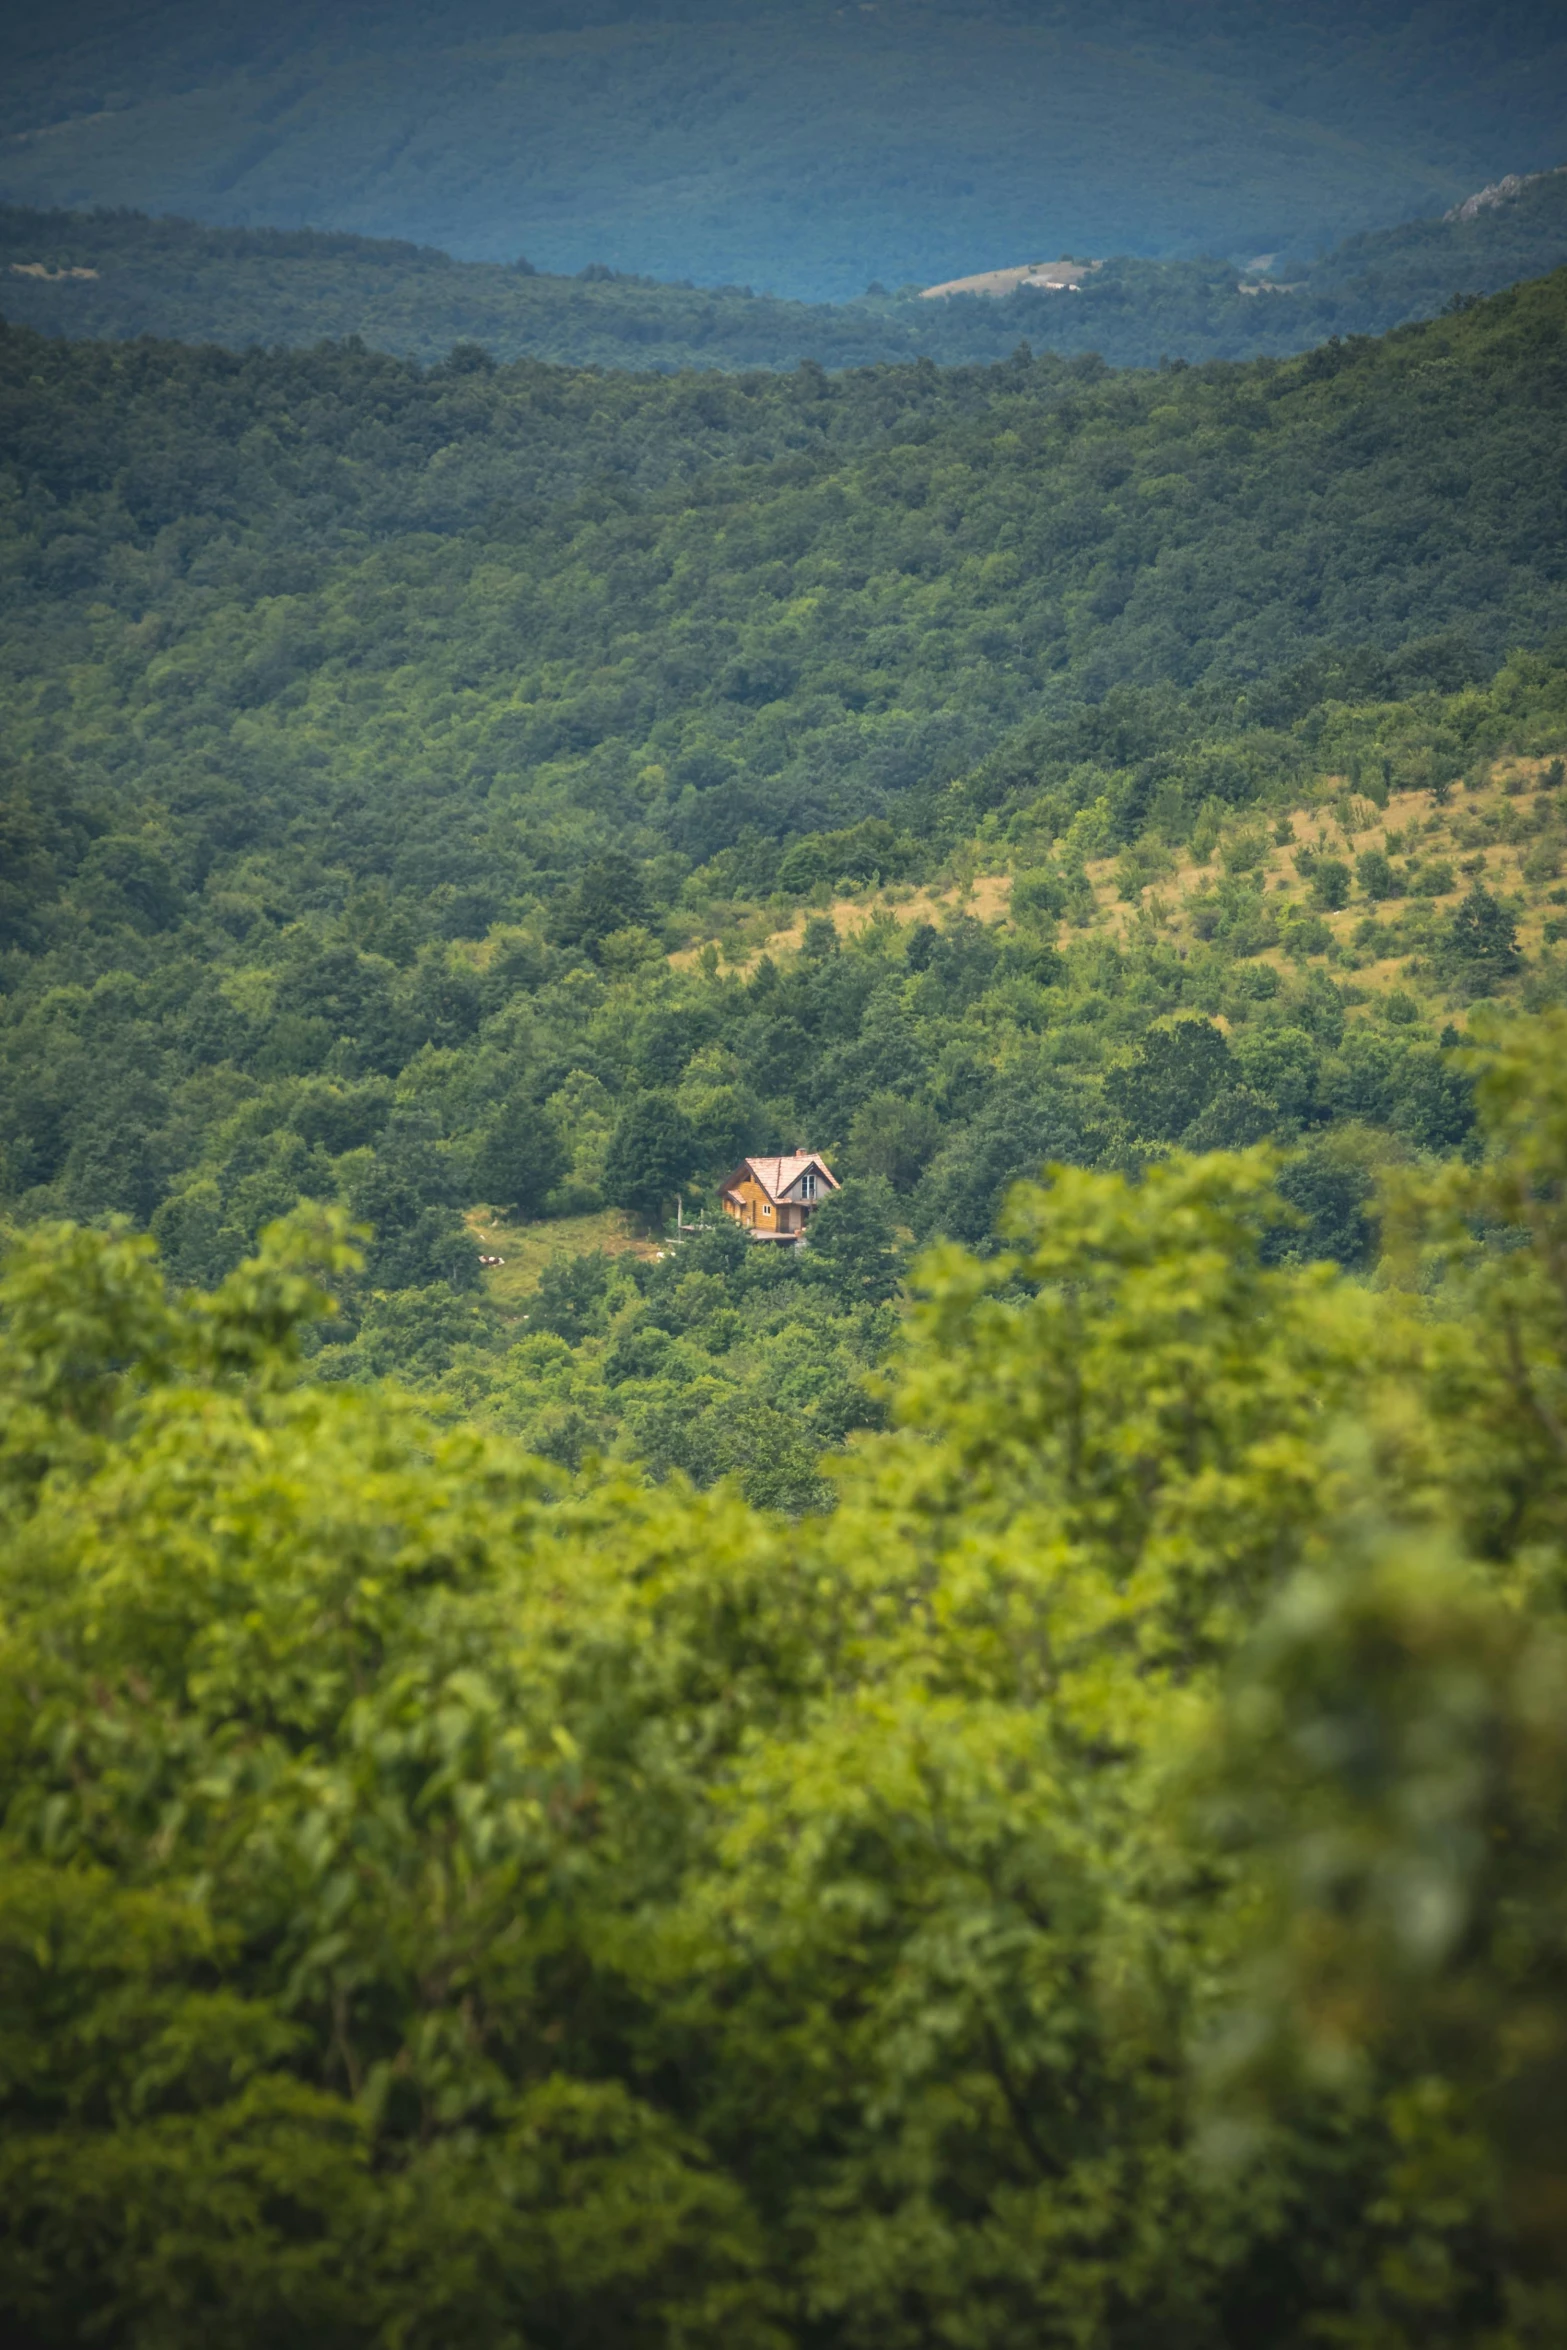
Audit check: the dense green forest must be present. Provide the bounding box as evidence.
[7,168,1567,372]
[4,271,1567,1477]
[7,1018,1567,2345]
[9,34,1567,2337]
[3,0,1566,296]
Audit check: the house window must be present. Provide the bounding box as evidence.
[763,1202,772,1217]
[802,1172,817,1201]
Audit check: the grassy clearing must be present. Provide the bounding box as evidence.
[462,1205,660,1318]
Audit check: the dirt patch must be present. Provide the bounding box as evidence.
[9,261,98,280]
[920,260,1100,299]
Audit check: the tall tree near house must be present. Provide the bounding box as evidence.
[472,1097,566,1218]
[803,1174,901,1305]
[603,1092,699,1221]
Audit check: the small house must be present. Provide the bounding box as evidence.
[720,1151,839,1242]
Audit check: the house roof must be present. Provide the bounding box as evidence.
[722,1152,839,1205]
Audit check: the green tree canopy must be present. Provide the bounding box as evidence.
[472,1095,567,1217]
[1105,1015,1234,1143]
[1444,882,1523,985]
[602,1092,698,1221]
[9,1019,1567,2339]
[802,1173,902,1305]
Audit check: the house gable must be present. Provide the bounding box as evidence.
[720,1151,839,1238]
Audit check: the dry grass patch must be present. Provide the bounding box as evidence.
[672,871,1012,975]
[1065,767,1566,974]
[666,763,1564,1001]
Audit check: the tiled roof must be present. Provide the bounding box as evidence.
[725,1152,838,1203]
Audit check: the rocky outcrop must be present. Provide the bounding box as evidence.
[1446,164,1567,222]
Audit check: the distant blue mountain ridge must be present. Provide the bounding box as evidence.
[2,1,1566,300]
[4,160,1567,375]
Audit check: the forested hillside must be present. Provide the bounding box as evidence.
[9,31,1567,2327]
[3,274,1567,1465]
[3,0,1566,296]
[6,169,1567,372]
[7,1020,1567,2345]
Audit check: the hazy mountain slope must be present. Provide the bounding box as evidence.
[3,2,1566,300]
[7,171,1567,374]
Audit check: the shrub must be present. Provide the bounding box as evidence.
[1310,858,1352,911]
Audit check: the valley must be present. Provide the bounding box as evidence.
[5,159,1567,371]
[10,0,1563,297]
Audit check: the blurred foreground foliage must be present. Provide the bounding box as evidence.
[7,1016,1567,2344]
